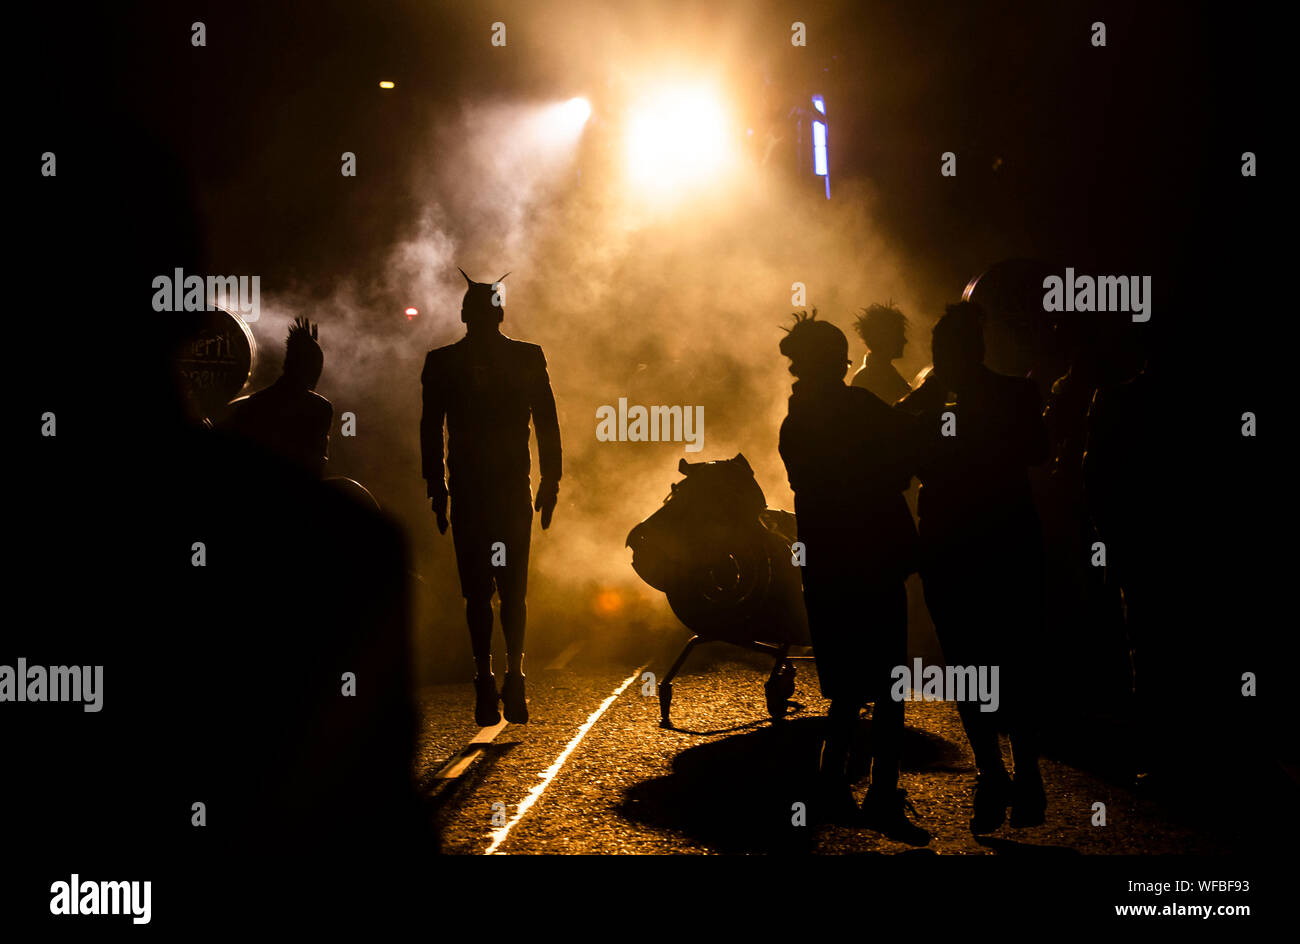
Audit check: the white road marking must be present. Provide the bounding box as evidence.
[546,641,583,670]
[469,719,509,744]
[433,717,509,780]
[483,665,647,855]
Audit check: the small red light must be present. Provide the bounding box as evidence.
[404,307,419,319]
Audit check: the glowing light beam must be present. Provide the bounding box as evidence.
[539,96,592,143]
[624,82,734,196]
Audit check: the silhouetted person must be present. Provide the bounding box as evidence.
[12,109,431,920]
[777,309,928,844]
[899,301,1048,832]
[1084,361,1163,780]
[851,303,912,404]
[421,269,561,726]
[1040,312,1130,716]
[226,317,332,477]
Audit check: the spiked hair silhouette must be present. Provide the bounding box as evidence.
[853,300,909,350]
[286,316,319,347]
[284,316,323,387]
[779,308,851,379]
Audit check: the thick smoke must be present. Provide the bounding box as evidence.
[238,2,944,677]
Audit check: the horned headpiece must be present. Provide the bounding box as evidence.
[458,267,510,312]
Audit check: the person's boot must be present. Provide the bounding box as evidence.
[861,787,931,846]
[970,771,1014,833]
[815,736,858,823]
[474,673,500,727]
[819,735,849,781]
[1010,771,1047,827]
[501,671,529,724]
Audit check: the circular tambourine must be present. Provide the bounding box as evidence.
[172,305,256,422]
[324,476,381,511]
[962,257,1061,389]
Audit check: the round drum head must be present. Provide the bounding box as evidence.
[962,258,1059,383]
[173,306,256,420]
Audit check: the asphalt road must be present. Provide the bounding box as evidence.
[414,636,1258,856]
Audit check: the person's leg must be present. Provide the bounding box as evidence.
[497,492,534,722]
[801,557,862,822]
[924,558,1012,832]
[466,597,494,677]
[451,501,501,725]
[955,697,1005,774]
[1007,544,1047,825]
[924,563,1006,773]
[1006,645,1042,782]
[822,698,857,780]
[866,582,906,794]
[859,582,929,844]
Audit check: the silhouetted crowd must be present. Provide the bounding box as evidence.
[779,297,1167,842]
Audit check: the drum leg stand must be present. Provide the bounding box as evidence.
[658,634,701,729]
[764,642,797,719]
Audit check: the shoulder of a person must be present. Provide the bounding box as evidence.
[422,340,462,375]
[846,382,890,412]
[507,337,548,370]
[503,336,544,356]
[1001,374,1045,415]
[429,337,467,357]
[989,369,1037,397]
[1011,373,1042,401]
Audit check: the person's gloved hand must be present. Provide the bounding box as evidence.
[535,478,559,530]
[428,481,449,534]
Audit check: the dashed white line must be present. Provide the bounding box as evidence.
[483,664,647,855]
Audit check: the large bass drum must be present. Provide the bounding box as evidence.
[172,305,256,423]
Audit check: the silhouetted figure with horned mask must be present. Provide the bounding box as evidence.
[777,309,929,844]
[899,301,1049,833]
[225,317,332,477]
[421,269,562,726]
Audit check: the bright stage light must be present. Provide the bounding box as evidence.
[540,97,592,142]
[812,120,828,176]
[624,83,734,195]
[563,97,592,124]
